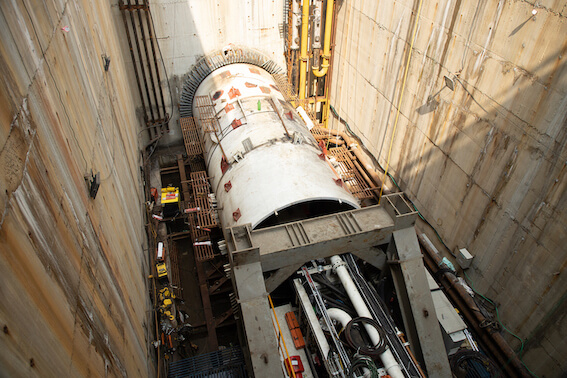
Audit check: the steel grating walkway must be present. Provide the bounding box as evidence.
[168,346,247,378]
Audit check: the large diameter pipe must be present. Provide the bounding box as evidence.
[192,64,359,229]
[330,256,403,378]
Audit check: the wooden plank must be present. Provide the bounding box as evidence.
[195,259,218,350]
[329,146,374,200]
[189,215,215,262]
[177,154,191,202]
[168,240,183,299]
[190,171,218,229]
[194,95,213,107]
[179,117,203,157]
[197,104,216,120]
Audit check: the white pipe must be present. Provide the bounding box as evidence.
[330,255,404,378]
[327,307,352,328]
[327,308,371,378]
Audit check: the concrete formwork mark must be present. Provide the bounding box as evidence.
[0,0,149,376]
[5,145,141,376]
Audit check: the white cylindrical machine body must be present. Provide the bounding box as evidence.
[331,255,404,378]
[192,63,359,229]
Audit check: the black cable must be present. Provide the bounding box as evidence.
[312,274,349,300]
[320,294,356,318]
[349,353,380,378]
[344,254,422,377]
[343,317,387,357]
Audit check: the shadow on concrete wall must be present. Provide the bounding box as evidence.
[328,2,567,374]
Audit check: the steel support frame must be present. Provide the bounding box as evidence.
[226,193,433,377]
[388,228,452,377]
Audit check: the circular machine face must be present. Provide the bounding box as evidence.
[192,63,360,230]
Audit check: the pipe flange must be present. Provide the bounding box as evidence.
[331,255,346,272]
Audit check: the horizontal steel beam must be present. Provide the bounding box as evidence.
[227,194,416,272]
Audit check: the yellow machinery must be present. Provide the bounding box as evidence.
[156,262,168,278]
[161,186,180,218]
[287,0,336,127]
[159,287,176,321]
[159,287,175,301]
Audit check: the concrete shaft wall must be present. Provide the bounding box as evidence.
[0,1,150,377]
[329,0,566,376]
[147,0,286,146]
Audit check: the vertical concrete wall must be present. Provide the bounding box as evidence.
[0,1,150,376]
[150,0,285,76]
[144,0,285,146]
[329,1,567,376]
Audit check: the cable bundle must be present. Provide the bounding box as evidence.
[349,353,380,378]
[344,317,387,357]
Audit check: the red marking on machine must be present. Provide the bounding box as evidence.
[220,71,231,78]
[231,119,242,129]
[224,181,232,192]
[285,111,293,120]
[259,86,271,94]
[221,157,229,174]
[233,209,241,221]
[228,87,241,99]
[244,82,257,88]
[318,140,328,160]
[225,103,234,113]
[249,67,260,74]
